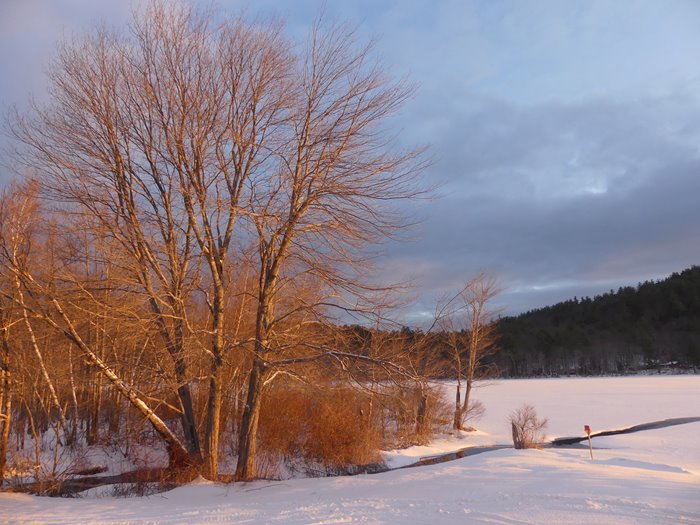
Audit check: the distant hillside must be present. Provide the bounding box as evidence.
[490,266,700,376]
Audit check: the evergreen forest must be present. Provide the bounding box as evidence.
[491,266,700,376]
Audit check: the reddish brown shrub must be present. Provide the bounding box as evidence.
[257,383,383,476]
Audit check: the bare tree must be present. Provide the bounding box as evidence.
[10,12,204,466]
[0,325,11,486]
[8,1,424,482]
[0,265,16,486]
[137,9,294,478]
[441,274,500,430]
[234,19,424,480]
[510,404,547,449]
[0,188,22,486]
[9,1,298,478]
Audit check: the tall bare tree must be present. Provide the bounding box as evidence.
[11,13,203,465]
[9,1,424,481]
[0,323,12,486]
[0,248,16,486]
[134,9,294,478]
[234,19,424,481]
[10,1,298,477]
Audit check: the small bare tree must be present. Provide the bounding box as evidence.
[439,273,500,431]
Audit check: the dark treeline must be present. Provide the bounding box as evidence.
[491,266,700,376]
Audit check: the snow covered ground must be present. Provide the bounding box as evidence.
[2,375,699,524]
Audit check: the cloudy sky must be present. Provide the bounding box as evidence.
[2,0,700,320]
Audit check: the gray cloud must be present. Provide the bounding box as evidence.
[2,0,700,320]
[383,94,700,318]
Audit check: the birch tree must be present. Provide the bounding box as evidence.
[0,184,199,469]
[0,248,16,486]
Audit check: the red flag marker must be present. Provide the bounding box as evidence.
[584,425,593,459]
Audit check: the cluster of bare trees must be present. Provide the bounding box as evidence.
[0,1,435,484]
[0,2,503,489]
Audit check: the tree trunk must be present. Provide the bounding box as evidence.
[88,370,102,445]
[0,391,10,487]
[67,344,80,445]
[462,376,473,421]
[235,357,268,481]
[462,344,478,420]
[416,387,428,434]
[203,355,222,479]
[173,354,200,459]
[0,330,12,486]
[152,305,201,462]
[511,421,521,449]
[203,285,226,479]
[453,379,462,430]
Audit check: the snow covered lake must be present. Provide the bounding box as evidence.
[2,375,698,524]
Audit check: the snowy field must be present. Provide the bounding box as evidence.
[1,375,699,524]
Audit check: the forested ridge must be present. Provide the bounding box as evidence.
[491,266,700,376]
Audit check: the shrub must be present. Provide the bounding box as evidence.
[378,382,452,448]
[509,404,547,449]
[257,382,383,477]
